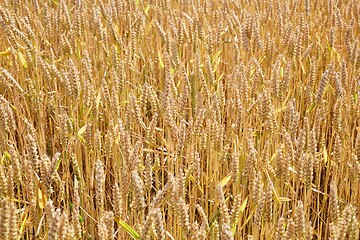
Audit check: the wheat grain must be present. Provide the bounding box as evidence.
[0,1,359,239]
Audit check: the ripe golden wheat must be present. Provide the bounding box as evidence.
[0,0,359,239]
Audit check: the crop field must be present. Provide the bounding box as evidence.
[0,0,360,239]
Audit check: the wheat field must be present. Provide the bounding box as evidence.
[0,0,359,239]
